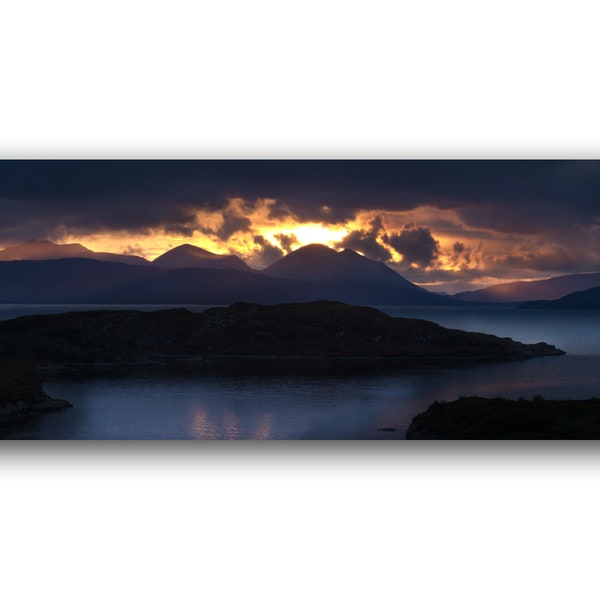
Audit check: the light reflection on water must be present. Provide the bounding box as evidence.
[252,413,273,440]
[0,354,596,440]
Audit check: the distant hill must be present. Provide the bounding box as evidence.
[152,244,251,271]
[517,286,600,309]
[0,301,564,367]
[454,272,600,303]
[0,240,150,266]
[0,257,462,306]
[263,244,418,288]
[0,240,253,271]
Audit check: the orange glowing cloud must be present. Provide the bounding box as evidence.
[58,199,486,273]
[52,195,589,293]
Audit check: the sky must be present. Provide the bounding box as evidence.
[0,160,598,293]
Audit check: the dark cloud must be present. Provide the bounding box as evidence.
[274,233,299,254]
[195,199,254,241]
[335,215,392,262]
[267,201,295,221]
[449,240,479,268]
[123,244,146,256]
[384,226,441,268]
[0,193,201,243]
[0,160,599,286]
[0,160,599,241]
[487,247,593,273]
[252,235,284,267]
[216,212,252,241]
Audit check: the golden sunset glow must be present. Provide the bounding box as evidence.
[2,160,599,295]
[264,223,349,249]
[56,202,489,283]
[33,188,598,295]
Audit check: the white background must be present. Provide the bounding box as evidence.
[1,2,600,599]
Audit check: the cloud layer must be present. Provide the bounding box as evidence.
[0,160,598,292]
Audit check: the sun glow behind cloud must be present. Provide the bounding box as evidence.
[61,219,349,262]
[263,223,349,249]
[48,195,599,294]
[56,200,491,293]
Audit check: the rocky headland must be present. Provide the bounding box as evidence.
[406,396,600,439]
[0,360,72,421]
[0,301,565,369]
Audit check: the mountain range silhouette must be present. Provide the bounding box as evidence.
[1,240,598,306]
[455,272,600,303]
[263,243,419,288]
[151,243,251,271]
[0,240,457,305]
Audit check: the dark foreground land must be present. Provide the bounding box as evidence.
[406,396,600,439]
[0,361,72,421]
[0,301,567,434]
[0,301,564,368]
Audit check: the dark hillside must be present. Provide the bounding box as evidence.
[0,301,564,368]
[0,361,71,419]
[407,396,600,439]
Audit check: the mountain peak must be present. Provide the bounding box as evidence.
[172,244,218,256]
[0,239,149,266]
[292,243,338,256]
[152,244,251,271]
[340,248,361,257]
[263,243,419,289]
[0,239,93,260]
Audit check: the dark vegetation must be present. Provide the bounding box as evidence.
[406,395,600,439]
[0,301,564,368]
[0,360,71,419]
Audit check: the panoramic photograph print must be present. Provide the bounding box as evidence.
[0,159,598,439]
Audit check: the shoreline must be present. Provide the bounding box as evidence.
[35,350,567,373]
[0,396,73,423]
[406,395,600,440]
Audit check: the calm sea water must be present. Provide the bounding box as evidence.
[1,305,599,439]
